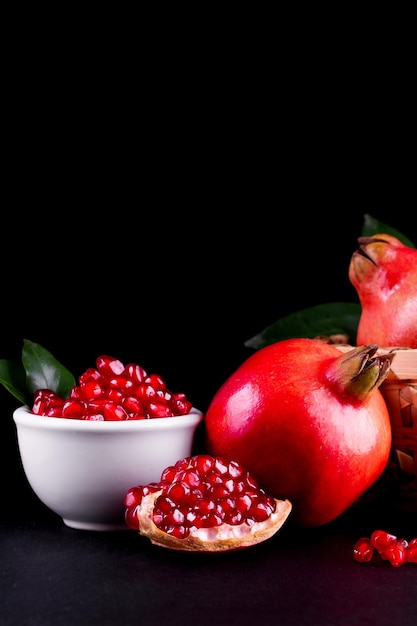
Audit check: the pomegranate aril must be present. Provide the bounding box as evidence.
[79,367,102,385]
[170,395,192,415]
[224,510,244,525]
[201,512,223,528]
[383,540,408,567]
[249,496,276,522]
[96,355,125,377]
[175,468,201,487]
[228,459,244,478]
[46,406,66,417]
[144,373,166,391]
[210,485,231,499]
[235,494,252,512]
[124,363,147,384]
[166,507,187,525]
[81,380,106,400]
[62,399,87,419]
[32,389,64,415]
[147,402,173,418]
[160,466,179,483]
[125,506,140,530]
[193,454,215,474]
[370,529,397,553]
[137,383,157,401]
[407,539,417,563]
[225,479,246,495]
[164,524,189,539]
[106,388,125,403]
[103,402,129,421]
[108,376,135,391]
[124,486,144,509]
[214,457,229,475]
[353,537,374,563]
[166,481,191,504]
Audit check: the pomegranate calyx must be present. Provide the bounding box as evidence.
[136,490,293,552]
[327,344,394,401]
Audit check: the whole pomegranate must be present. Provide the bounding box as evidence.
[205,339,393,527]
[349,233,417,348]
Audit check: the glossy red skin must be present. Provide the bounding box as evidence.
[205,338,391,527]
[349,234,417,348]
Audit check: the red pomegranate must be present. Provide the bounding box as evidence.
[349,233,417,348]
[124,454,292,551]
[205,339,393,527]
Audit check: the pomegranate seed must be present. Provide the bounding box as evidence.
[136,383,157,401]
[62,399,87,419]
[353,537,374,563]
[32,389,64,415]
[370,529,397,553]
[102,401,129,421]
[96,355,125,377]
[79,367,102,385]
[125,505,140,530]
[144,374,166,391]
[160,466,178,483]
[407,538,417,563]
[166,481,191,504]
[122,395,144,415]
[235,494,252,512]
[224,510,244,525]
[194,455,215,474]
[176,468,201,488]
[124,486,143,509]
[108,376,135,391]
[384,539,408,567]
[106,388,124,403]
[147,402,173,418]
[124,363,147,384]
[81,380,106,400]
[164,524,189,539]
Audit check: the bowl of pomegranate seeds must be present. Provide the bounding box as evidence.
[13,354,204,531]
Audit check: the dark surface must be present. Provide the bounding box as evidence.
[1,489,416,626]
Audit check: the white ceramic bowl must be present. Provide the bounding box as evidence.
[13,405,204,531]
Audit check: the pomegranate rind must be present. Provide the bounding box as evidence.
[137,491,292,552]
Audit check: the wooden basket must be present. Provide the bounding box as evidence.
[378,348,417,511]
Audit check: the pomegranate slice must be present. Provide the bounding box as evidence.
[124,454,292,552]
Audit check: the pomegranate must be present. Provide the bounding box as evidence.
[349,233,417,348]
[205,339,393,527]
[124,454,292,551]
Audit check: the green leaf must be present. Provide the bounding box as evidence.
[0,359,30,404]
[21,339,76,399]
[244,303,361,350]
[362,214,415,248]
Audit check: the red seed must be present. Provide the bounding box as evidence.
[383,539,408,568]
[407,538,417,563]
[370,529,397,553]
[353,537,374,563]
